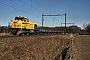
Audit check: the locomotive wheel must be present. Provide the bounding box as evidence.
[12,33,17,35]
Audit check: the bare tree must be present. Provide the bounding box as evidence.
[85,23,90,35]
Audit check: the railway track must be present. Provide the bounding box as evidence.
[0,34,60,38]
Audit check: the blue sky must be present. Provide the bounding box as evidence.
[0,0,90,29]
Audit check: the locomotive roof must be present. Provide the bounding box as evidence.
[15,16,28,19]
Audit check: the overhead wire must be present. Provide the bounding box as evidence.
[31,0,44,13]
[30,0,49,21]
[10,0,28,9]
[18,0,41,12]
[31,0,32,7]
[0,1,40,18]
[29,0,43,13]
[31,0,49,13]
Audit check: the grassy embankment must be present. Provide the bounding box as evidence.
[75,35,90,60]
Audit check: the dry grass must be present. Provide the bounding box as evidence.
[0,33,11,36]
[74,35,90,60]
[0,35,70,60]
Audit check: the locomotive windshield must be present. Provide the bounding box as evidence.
[15,16,29,22]
[15,17,25,20]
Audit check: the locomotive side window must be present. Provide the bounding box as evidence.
[34,24,37,27]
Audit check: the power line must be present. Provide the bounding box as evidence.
[10,0,33,13]
[10,0,27,9]
[31,0,32,7]
[10,0,40,18]
[18,0,41,12]
[29,0,44,13]
[31,0,48,13]
[30,0,41,7]
[0,1,39,17]
[31,0,43,13]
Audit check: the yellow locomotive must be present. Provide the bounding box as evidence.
[8,16,38,35]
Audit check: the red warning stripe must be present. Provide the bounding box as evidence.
[22,22,29,24]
